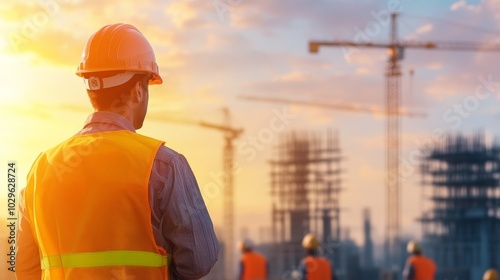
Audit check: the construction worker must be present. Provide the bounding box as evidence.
[298,233,335,280]
[238,239,268,280]
[16,23,219,280]
[484,269,499,280]
[403,240,436,280]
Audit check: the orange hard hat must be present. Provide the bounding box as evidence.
[76,23,162,85]
[484,269,499,280]
[407,240,422,254]
[302,233,320,250]
[237,239,254,252]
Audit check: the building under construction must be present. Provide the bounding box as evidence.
[420,133,500,280]
[266,130,342,277]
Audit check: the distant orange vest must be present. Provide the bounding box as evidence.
[241,251,267,280]
[23,130,168,279]
[407,255,436,280]
[303,256,332,280]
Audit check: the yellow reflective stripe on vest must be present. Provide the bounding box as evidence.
[41,251,170,269]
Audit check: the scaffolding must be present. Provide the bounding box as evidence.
[269,130,342,275]
[420,133,500,280]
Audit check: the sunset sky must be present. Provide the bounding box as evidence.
[2,0,500,277]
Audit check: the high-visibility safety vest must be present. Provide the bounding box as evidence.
[240,251,267,280]
[23,130,169,279]
[303,256,332,280]
[406,255,436,280]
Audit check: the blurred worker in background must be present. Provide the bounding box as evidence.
[403,240,436,280]
[298,233,335,280]
[16,23,219,280]
[484,269,499,280]
[238,239,268,280]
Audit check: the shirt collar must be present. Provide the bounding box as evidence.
[83,111,136,132]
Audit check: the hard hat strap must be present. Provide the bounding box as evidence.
[83,72,140,90]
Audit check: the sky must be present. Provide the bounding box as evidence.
[1,0,500,277]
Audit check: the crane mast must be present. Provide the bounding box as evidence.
[385,13,401,268]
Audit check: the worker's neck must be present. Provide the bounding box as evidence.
[307,249,318,256]
[95,108,137,129]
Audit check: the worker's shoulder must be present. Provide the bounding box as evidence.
[256,251,267,261]
[424,255,436,265]
[317,256,331,263]
[408,254,434,264]
[247,251,266,259]
[155,144,183,164]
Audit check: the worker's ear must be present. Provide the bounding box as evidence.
[132,80,145,102]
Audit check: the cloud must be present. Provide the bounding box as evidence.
[243,70,385,107]
[230,0,380,34]
[0,1,41,22]
[450,0,481,12]
[425,62,442,70]
[425,73,478,99]
[7,28,82,66]
[165,1,199,28]
[1,0,176,66]
[0,102,53,120]
[405,23,434,40]
[273,71,307,82]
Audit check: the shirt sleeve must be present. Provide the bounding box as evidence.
[16,188,42,280]
[331,262,336,280]
[298,260,307,280]
[266,259,269,279]
[239,260,244,280]
[149,148,220,280]
[403,260,415,280]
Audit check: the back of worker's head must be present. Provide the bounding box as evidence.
[406,240,422,255]
[237,239,254,253]
[76,23,162,128]
[84,71,149,110]
[484,269,499,280]
[302,233,320,255]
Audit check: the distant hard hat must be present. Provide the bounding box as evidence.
[237,239,254,252]
[407,240,422,254]
[76,23,162,88]
[484,269,499,280]
[302,233,320,249]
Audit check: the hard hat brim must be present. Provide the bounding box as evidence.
[76,68,163,86]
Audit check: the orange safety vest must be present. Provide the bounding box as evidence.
[303,256,332,280]
[241,251,267,280]
[23,130,169,279]
[407,255,436,280]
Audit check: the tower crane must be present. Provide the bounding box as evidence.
[308,13,500,272]
[148,108,243,280]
